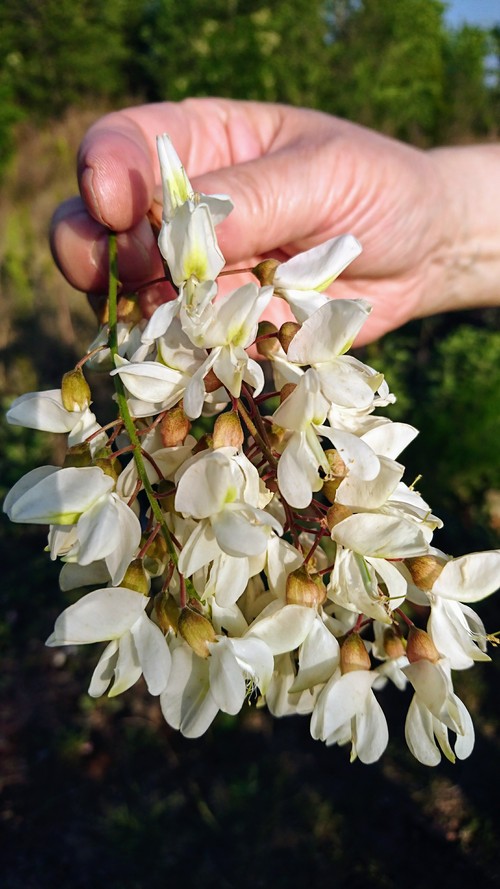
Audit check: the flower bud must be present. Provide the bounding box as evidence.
[93,446,122,482]
[121,559,150,595]
[256,320,280,358]
[340,634,371,674]
[322,449,347,504]
[117,294,142,324]
[160,403,191,447]
[278,322,301,354]
[204,368,223,393]
[383,626,406,659]
[154,592,180,633]
[143,534,168,576]
[212,410,244,449]
[326,503,353,531]
[178,607,216,658]
[61,367,91,411]
[63,442,93,468]
[406,627,440,664]
[279,382,297,404]
[406,555,444,591]
[252,258,280,286]
[286,566,327,607]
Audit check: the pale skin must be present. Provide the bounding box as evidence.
[50,97,500,344]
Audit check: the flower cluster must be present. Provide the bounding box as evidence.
[4,135,500,765]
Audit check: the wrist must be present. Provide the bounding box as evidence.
[429,144,500,315]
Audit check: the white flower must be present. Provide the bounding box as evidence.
[311,667,389,764]
[6,389,104,449]
[403,658,475,765]
[46,587,171,698]
[160,633,273,738]
[175,449,282,575]
[4,465,114,525]
[272,235,362,321]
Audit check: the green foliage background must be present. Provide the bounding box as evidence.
[1,2,500,887]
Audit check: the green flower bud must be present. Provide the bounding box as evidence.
[62,442,93,468]
[61,367,91,411]
[154,592,180,633]
[121,559,150,595]
[178,607,216,658]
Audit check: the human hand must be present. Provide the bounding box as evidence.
[50,97,500,344]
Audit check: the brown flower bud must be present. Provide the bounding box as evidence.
[178,607,217,658]
[406,556,444,591]
[154,592,180,633]
[121,559,150,595]
[61,367,91,411]
[279,382,297,404]
[252,258,280,286]
[160,403,191,447]
[286,566,327,607]
[255,320,280,358]
[204,368,223,393]
[383,626,406,659]
[406,627,440,664]
[340,634,371,674]
[143,534,168,576]
[326,503,353,531]
[322,449,347,503]
[212,410,244,449]
[278,322,301,354]
[117,294,142,324]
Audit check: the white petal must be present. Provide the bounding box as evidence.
[109,630,142,696]
[46,587,148,645]
[131,613,171,695]
[354,689,389,764]
[5,466,114,525]
[321,670,374,740]
[332,513,430,559]
[208,638,246,715]
[275,236,362,292]
[247,604,316,654]
[405,695,441,766]
[7,390,78,432]
[433,551,500,602]
[287,297,370,364]
[211,507,271,558]
[160,644,219,738]
[111,357,185,404]
[178,520,220,577]
[289,617,340,693]
[232,637,274,694]
[88,640,119,697]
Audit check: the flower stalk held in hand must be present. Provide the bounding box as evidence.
[4,136,500,766]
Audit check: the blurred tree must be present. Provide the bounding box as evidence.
[323,0,447,144]
[124,0,333,107]
[441,25,494,141]
[0,0,130,117]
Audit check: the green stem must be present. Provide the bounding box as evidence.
[107,233,181,574]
